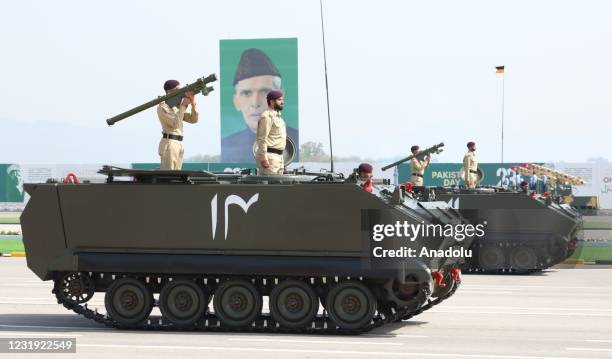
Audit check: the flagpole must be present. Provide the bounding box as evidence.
[500,68,505,164]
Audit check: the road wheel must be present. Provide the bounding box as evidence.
[325,281,376,330]
[105,277,153,327]
[510,246,539,271]
[213,279,262,329]
[159,279,207,327]
[269,280,318,329]
[478,245,506,270]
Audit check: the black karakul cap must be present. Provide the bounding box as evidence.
[233,48,281,85]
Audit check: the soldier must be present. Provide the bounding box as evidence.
[409,145,430,186]
[157,79,199,170]
[256,90,286,175]
[463,141,478,189]
[347,163,374,192]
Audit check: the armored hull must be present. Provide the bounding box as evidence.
[431,187,582,273]
[21,167,471,333]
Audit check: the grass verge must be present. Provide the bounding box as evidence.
[0,238,25,253]
[0,217,20,224]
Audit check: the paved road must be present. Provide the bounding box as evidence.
[1,258,611,359]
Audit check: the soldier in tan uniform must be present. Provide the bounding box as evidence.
[463,141,478,189]
[157,79,199,170]
[256,90,286,175]
[409,145,430,186]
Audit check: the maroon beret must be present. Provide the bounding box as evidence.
[266,90,284,102]
[467,141,476,148]
[358,163,373,173]
[163,79,180,91]
[411,145,419,152]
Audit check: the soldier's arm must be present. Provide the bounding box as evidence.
[183,107,199,124]
[463,156,470,177]
[255,113,272,162]
[157,103,186,129]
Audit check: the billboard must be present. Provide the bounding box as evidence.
[398,163,523,187]
[0,164,24,203]
[552,163,612,209]
[219,38,299,163]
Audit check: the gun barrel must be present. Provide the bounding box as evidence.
[106,74,217,126]
[381,142,444,171]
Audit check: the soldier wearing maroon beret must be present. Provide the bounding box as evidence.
[347,163,374,192]
[409,145,430,186]
[256,90,287,175]
[463,141,478,189]
[157,79,199,170]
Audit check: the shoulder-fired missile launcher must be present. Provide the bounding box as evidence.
[21,166,472,333]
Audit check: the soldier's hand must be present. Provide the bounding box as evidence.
[180,97,191,107]
[186,92,196,105]
[260,160,270,168]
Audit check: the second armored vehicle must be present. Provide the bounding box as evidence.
[429,187,582,273]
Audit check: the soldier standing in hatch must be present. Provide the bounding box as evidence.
[256,90,286,175]
[410,145,430,186]
[158,79,199,170]
[463,141,478,189]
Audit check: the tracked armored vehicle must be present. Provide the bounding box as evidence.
[21,166,471,334]
[424,187,582,273]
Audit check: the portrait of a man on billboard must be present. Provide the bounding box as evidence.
[220,38,299,163]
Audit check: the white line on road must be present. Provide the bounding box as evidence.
[443,306,612,312]
[0,331,83,337]
[566,347,612,352]
[363,334,429,338]
[0,324,106,331]
[457,291,516,295]
[430,310,612,317]
[585,340,612,343]
[0,301,65,305]
[464,285,612,290]
[228,338,402,346]
[77,343,592,359]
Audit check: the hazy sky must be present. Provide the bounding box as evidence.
[0,0,610,164]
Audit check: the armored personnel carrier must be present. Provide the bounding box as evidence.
[425,187,582,273]
[21,166,471,334]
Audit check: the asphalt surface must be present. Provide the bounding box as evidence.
[1,258,612,359]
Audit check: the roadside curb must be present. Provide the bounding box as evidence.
[561,258,585,265]
[0,252,25,257]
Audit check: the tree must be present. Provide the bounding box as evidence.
[300,141,330,162]
[184,154,220,163]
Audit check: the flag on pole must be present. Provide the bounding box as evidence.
[495,65,505,74]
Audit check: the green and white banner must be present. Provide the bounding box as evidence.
[398,162,524,187]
